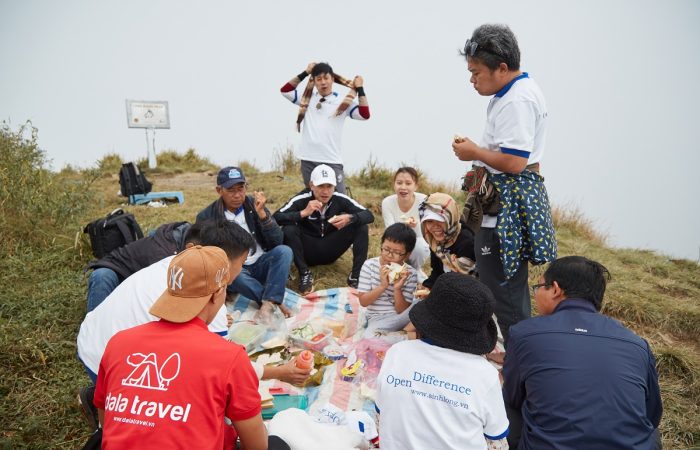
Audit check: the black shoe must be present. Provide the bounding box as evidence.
[299,270,314,295]
[347,274,359,289]
[77,385,99,431]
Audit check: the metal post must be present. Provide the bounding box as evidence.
[146,127,157,169]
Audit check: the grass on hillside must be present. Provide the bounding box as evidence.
[0,136,698,448]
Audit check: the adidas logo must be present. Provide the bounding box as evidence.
[480,246,491,256]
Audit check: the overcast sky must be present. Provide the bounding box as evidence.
[2,0,698,261]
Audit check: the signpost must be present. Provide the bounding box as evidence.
[126,100,170,169]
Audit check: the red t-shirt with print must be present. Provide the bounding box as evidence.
[94,318,261,450]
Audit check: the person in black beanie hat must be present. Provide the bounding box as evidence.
[375,272,509,450]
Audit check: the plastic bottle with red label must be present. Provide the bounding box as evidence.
[295,350,314,370]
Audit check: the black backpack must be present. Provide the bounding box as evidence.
[119,162,152,197]
[83,208,144,258]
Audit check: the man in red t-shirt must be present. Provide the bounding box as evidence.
[94,245,268,450]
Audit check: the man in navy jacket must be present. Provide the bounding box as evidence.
[503,256,662,449]
[197,166,293,317]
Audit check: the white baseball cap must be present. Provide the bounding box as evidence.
[421,209,445,223]
[310,164,337,186]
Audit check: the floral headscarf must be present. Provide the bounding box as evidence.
[420,192,476,275]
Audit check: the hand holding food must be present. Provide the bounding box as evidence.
[452,135,479,161]
[277,359,312,386]
[387,262,408,283]
[414,288,430,299]
[399,214,418,228]
[328,214,351,229]
[301,199,323,218]
[254,191,267,218]
[379,264,391,287]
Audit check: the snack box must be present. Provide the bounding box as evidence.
[323,344,345,361]
[289,324,333,352]
[227,321,266,353]
[261,394,308,420]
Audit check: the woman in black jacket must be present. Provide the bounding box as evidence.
[419,192,477,290]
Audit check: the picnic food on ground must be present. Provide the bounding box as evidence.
[311,333,326,342]
[341,360,363,382]
[259,386,274,409]
[227,321,266,353]
[324,319,345,338]
[289,323,333,351]
[261,336,288,349]
[386,262,408,283]
[323,344,345,361]
[290,324,315,340]
[256,352,284,366]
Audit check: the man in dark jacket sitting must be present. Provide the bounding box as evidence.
[502,256,662,449]
[273,164,374,293]
[85,221,192,312]
[196,166,293,317]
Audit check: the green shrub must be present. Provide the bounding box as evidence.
[0,122,96,251]
[135,148,218,174]
[349,155,395,190]
[97,152,123,174]
[237,159,261,175]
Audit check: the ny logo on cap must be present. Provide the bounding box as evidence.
[228,169,241,179]
[169,266,184,291]
[215,267,227,287]
[322,170,328,177]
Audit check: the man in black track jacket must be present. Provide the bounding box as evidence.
[273,164,374,293]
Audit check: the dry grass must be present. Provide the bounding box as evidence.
[1,144,698,448]
[270,143,300,175]
[136,148,218,175]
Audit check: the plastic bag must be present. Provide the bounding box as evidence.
[350,338,394,388]
[254,302,288,350]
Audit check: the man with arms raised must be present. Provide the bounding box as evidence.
[274,164,373,293]
[280,62,370,194]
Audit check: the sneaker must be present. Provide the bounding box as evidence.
[77,385,99,431]
[347,274,359,289]
[299,270,314,295]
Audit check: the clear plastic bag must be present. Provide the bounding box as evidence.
[254,302,288,340]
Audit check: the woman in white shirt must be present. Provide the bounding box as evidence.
[381,167,430,275]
